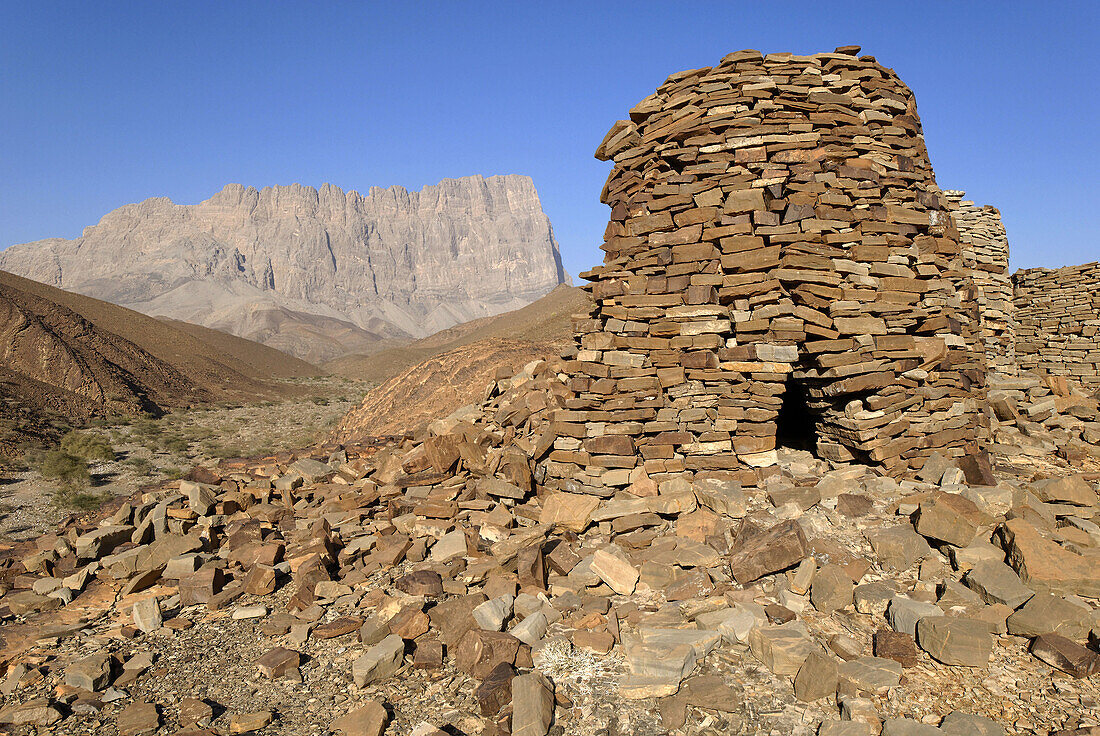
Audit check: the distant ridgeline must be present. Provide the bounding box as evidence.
[0,175,570,364]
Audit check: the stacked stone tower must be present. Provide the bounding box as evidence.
[946,190,1016,374]
[544,47,988,493]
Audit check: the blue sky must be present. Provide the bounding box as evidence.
[1,2,1096,278]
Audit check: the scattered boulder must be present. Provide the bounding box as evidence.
[729,520,808,584]
[917,617,992,667]
[353,636,405,687]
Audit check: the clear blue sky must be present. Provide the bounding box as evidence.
[1,2,1096,278]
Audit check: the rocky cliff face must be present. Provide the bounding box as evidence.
[0,175,569,363]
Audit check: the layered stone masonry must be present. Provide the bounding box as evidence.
[1013,262,1100,386]
[945,191,1017,374]
[543,47,988,493]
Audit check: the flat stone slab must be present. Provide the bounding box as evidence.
[866,526,930,572]
[999,519,1100,598]
[917,617,992,667]
[964,560,1034,609]
[939,711,1006,736]
[729,519,808,583]
[352,635,404,687]
[1030,633,1100,678]
[1006,592,1093,639]
[887,597,942,636]
[838,656,902,692]
[748,623,813,676]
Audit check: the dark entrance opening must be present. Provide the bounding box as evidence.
[775,379,817,453]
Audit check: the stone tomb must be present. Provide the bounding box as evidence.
[544,47,988,492]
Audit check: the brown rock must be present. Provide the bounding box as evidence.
[1006,593,1093,639]
[0,699,64,726]
[873,629,918,668]
[998,519,1100,598]
[1030,633,1100,678]
[388,605,430,640]
[314,616,365,640]
[476,662,516,715]
[837,494,874,517]
[590,546,639,595]
[866,526,930,572]
[572,630,615,654]
[179,566,225,607]
[352,635,405,687]
[914,493,982,547]
[729,520,808,583]
[794,649,838,701]
[916,617,992,667]
[178,698,215,728]
[331,700,390,736]
[242,565,279,595]
[511,671,554,736]
[64,650,114,692]
[256,647,300,679]
[811,564,854,612]
[118,702,160,736]
[540,492,600,532]
[230,711,274,733]
[454,630,526,680]
[1031,476,1097,507]
[413,640,444,669]
[427,593,487,646]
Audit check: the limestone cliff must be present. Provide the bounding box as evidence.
[0,175,569,363]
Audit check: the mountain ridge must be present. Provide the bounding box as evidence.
[0,174,569,363]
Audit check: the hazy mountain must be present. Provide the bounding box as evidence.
[0,175,569,363]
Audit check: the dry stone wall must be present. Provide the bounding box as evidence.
[1014,263,1100,386]
[945,191,1016,373]
[544,47,988,493]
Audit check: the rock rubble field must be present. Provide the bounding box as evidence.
[0,356,1097,736]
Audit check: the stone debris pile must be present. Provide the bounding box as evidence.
[0,349,1098,735]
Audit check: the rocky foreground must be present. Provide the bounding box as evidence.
[0,361,1098,736]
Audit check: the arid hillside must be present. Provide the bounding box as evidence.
[0,270,322,456]
[326,284,591,384]
[328,285,592,439]
[331,338,564,440]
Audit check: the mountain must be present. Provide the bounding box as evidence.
[325,284,592,383]
[0,270,321,456]
[0,175,570,364]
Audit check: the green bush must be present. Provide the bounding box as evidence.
[37,450,90,491]
[53,488,110,512]
[124,457,153,475]
[160,436,190,454]
[59,431,115,462]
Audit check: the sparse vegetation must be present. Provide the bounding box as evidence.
[53,487,111,512]
[59,430,116,462]
[6,376,367,532]
[35,449,108,509]
[124,457,153,475]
